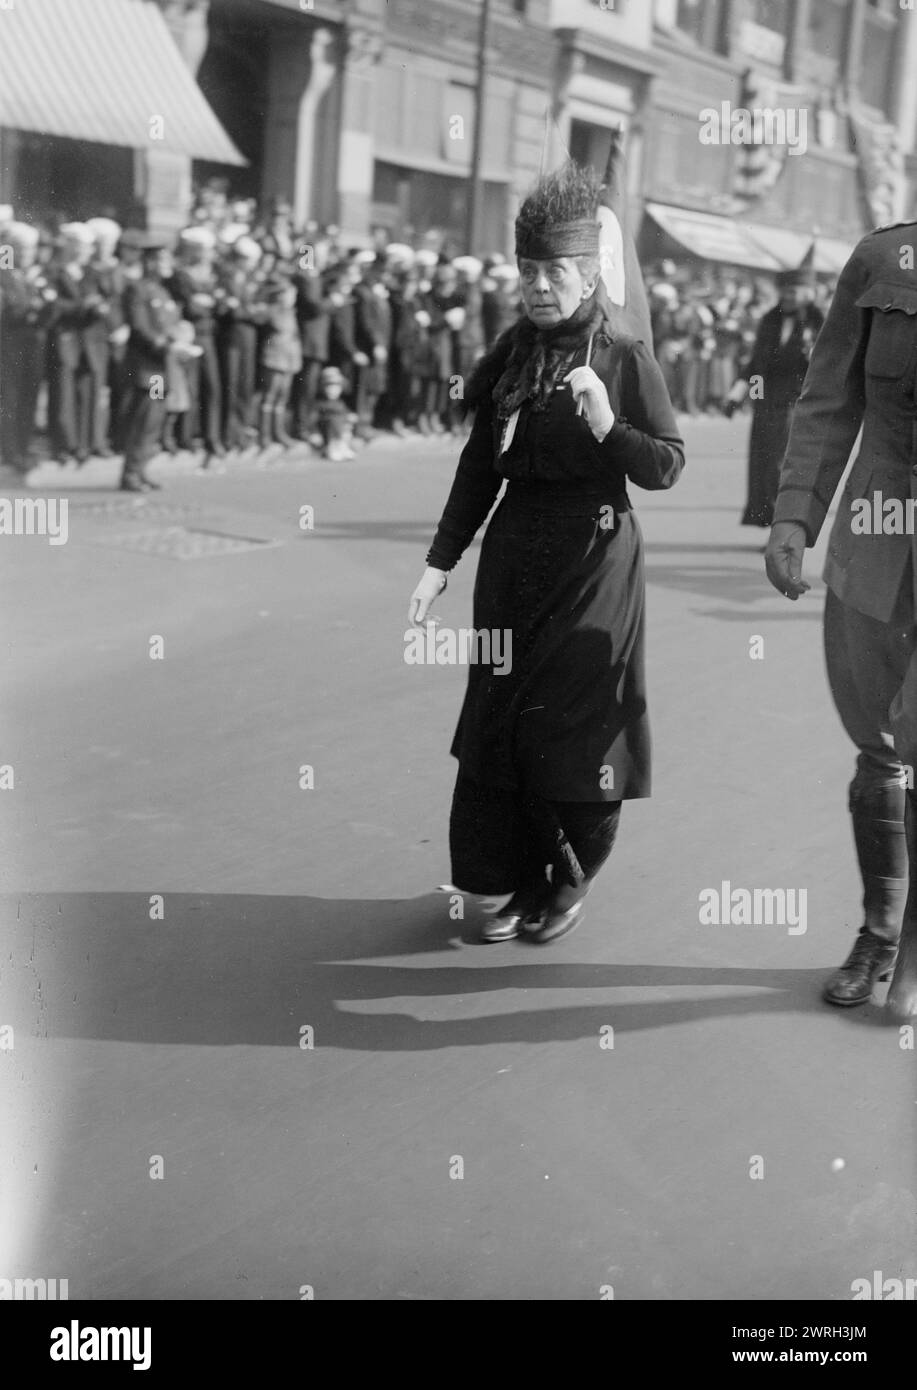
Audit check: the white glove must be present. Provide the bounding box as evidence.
[408,567,447,627]
[444,306,466,331]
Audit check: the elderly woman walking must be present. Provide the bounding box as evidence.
[408,162,685,944]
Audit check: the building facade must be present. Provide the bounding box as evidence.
[640,0,917,271]
[188,0,555,253]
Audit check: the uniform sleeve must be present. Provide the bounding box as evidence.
[598,339,685,490]
[125,284,168,359]
[772,246,870,543]
[425,394,503,571]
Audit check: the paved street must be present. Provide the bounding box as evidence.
[1,417,915,1301]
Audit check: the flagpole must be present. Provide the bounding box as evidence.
[465,0,493,255]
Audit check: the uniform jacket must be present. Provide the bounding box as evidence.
[773,222,917,622]
[123,276,180,388]
[49,262,113,370]
[296,270,331,361]
[170,265,219,338]
[216,267,268,346]
[0,265,57,339]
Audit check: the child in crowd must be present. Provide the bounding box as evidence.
[259,275,302,450]
[316,365,355,461]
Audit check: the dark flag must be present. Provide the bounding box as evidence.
[597,126,654,345]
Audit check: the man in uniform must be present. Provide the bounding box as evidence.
[0,222,58,473]
[49,222,114,463]
[86,218,127,456]
[765,218,917,1019]
[120,237,188,493]
[217,234,267,456]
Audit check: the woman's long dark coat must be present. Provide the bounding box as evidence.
[427,307,685,821]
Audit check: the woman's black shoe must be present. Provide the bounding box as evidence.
[527,882,594,945]
[480,882,551,943]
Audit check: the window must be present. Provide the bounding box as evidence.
[861,0,898,113]
[805,0,848,60]
[750,0,789,31]
[675,0,726,50]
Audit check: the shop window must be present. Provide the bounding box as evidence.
[805,0,847,61]
[674,0,726,52]
[749,0,789,32]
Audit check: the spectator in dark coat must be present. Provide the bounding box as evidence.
[49,222,113,463]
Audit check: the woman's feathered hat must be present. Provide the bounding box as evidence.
[514,161,601,261]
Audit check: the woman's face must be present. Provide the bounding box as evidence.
[519,257,593,327]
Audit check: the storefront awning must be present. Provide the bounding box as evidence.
[0,0,245,165]
[645,202,784,271]
[741,221,857,275]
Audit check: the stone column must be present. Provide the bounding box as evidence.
[842,0,867,96]
[889,5,917,156]
[784,0,811,82]
[293,28,339,228]
[335,22,384,241]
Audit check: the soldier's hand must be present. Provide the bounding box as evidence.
[408,567,447,628]
[765,522,810,600]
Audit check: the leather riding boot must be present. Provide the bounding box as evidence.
[823,928,898,1006]
[850,783,907,943]
[887,790,917,1019]
[825,783,908,1005]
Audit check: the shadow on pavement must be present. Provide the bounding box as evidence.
[5,890,887,1052]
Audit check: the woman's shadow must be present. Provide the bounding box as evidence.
[6,888,883,1052]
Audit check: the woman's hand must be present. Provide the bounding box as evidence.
[408,567,447,627]
[563,366,615,442]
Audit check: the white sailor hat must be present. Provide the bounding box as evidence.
[59,222,95,244]
[452,255,483,280]
[218,222,248,247]
[649,282,678,303]
[86,217,122,243]
[414,248,438,270]
[354,248,376,266]
[490,263,519,283]
[231,235,262,262]
[179,225,216,250]
[7,221,40,247]
[384,242,415,268]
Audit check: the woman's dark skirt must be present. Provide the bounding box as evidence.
[449,479,650,895]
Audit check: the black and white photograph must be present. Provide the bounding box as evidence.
[1,0,917,1342]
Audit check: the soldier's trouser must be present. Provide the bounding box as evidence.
[121,389,166,481]
[824,586,915,942]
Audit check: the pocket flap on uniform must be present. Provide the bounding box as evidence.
[856,281,917,378]
[855,281,917,315]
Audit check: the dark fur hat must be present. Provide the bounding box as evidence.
[515,161,601,261]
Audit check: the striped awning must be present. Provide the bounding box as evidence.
[0,0,245,166]
[645,202,785,272]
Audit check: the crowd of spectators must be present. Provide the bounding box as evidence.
[0,186,838,476]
